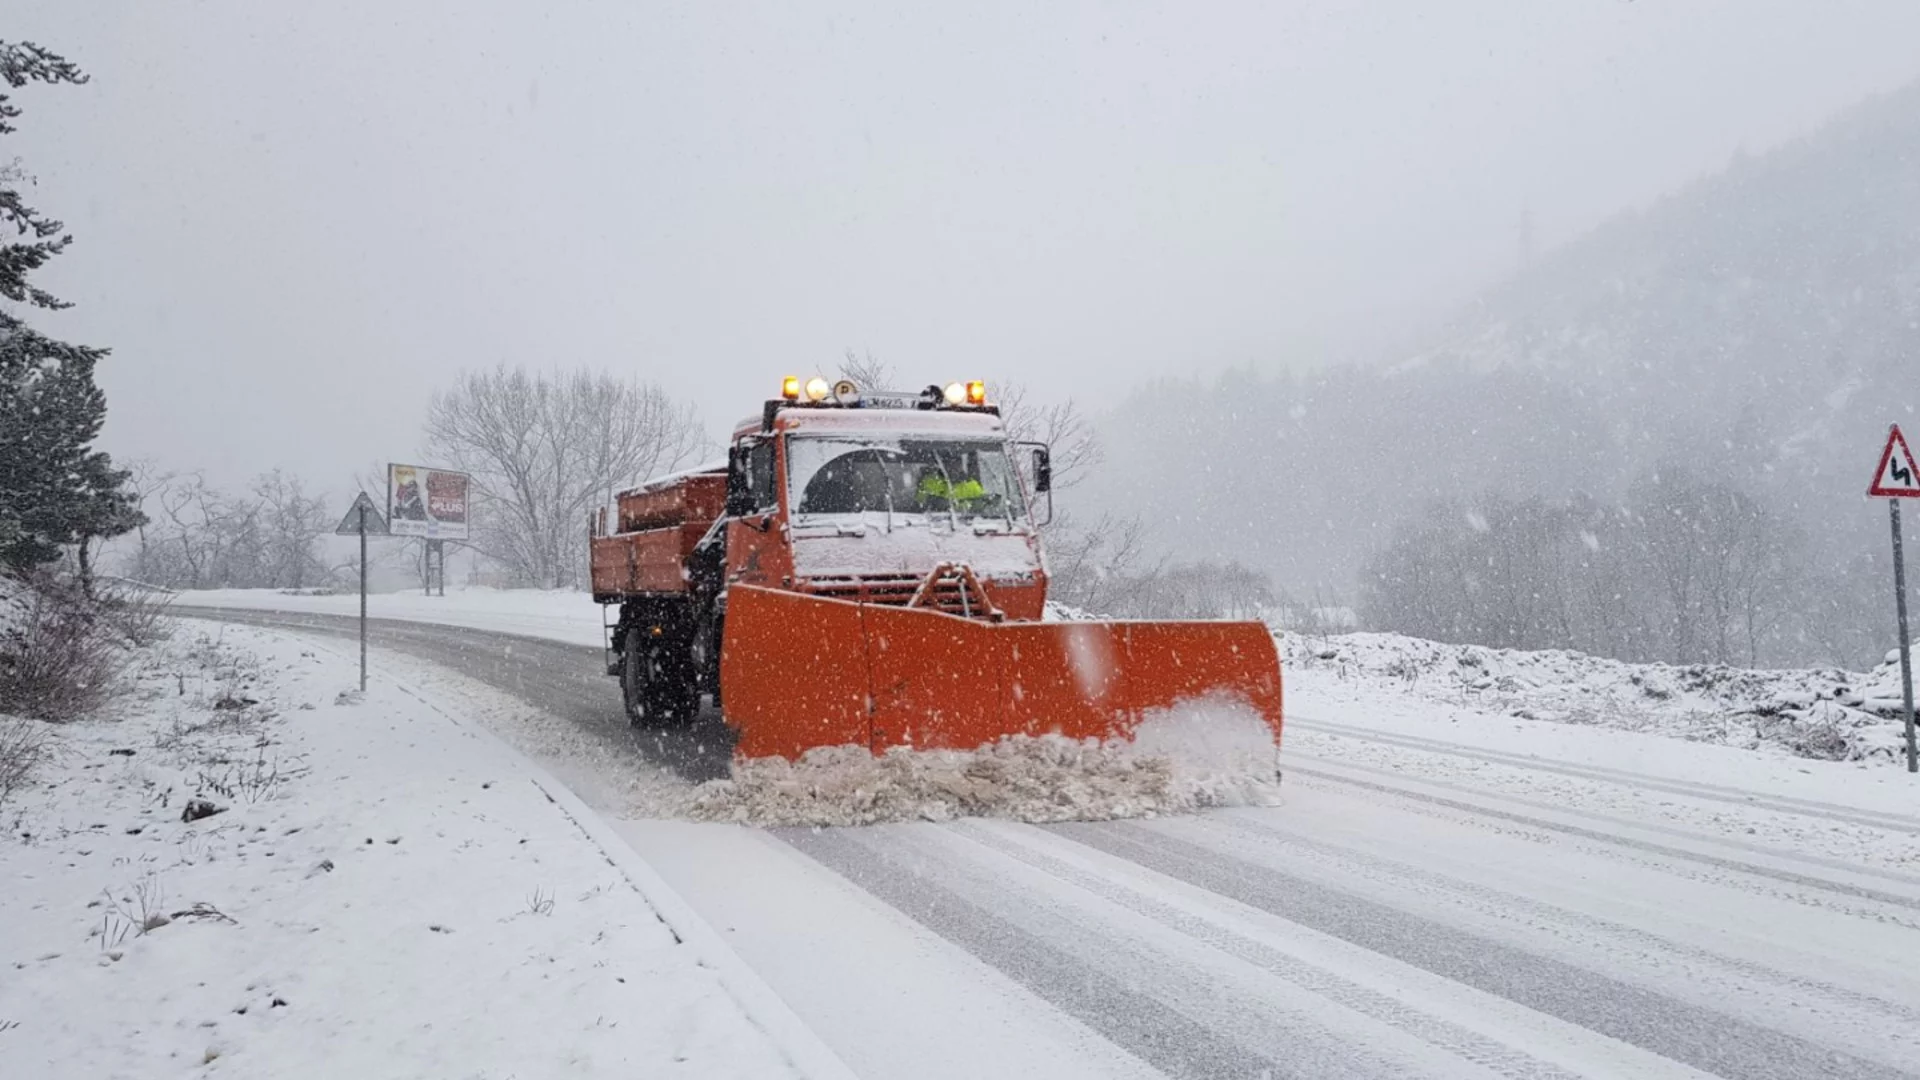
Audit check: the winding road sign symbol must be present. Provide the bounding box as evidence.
[1870,425,1920,499]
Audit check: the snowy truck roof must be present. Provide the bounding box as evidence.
[734,405,1008,440]
[615,458,727,501]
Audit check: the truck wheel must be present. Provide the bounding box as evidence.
[623,635,699,729]
[653,647,701,727]
[658,681,699,725]
[692,614,722,710]
[621,640,656,727]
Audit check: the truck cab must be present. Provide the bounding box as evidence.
[720,380,1051,623]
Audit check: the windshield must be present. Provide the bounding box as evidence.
[786,435,1027,524]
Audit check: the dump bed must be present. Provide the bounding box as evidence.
[616,473,726,533]
[590,471,725,601]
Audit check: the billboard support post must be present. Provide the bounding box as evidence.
[424,539,446,597]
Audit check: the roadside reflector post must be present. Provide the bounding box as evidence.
[1867,423,1919,773]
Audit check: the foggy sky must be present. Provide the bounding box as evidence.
[9,1,1920,495]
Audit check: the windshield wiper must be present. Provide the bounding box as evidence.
[933,455,960,533]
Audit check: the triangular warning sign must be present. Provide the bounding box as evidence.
[1869,424,1920,498]
[334,492,391,535]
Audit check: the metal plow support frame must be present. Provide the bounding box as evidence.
[719,585,1284,761]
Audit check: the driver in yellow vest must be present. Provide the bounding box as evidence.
[917,470,987,511]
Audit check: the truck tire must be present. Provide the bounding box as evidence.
[653,646,700,726]
[692,613,723,711]
[622,633,699,729]
[621,638,656,727]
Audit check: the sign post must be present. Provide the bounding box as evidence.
[1868,424,1920,773]
[335,492,391,694]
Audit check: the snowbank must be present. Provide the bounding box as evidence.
[1281,629,1918,765]
[0,624,797,1079]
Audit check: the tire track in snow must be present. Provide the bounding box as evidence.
[1054,821,1912,1080]
[775,826,1350,1080]
[1285,763,1920,918]
[943,821,1590,1080]
[1205,811,1920,1031]
[1285,767,1920,937]
[1290,717,1920,836]
[1284,745,1920,892]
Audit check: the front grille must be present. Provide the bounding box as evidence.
[803,573,998,619]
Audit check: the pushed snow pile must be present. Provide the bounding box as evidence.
[1284,631,1919,764]
[686,697,1281,827]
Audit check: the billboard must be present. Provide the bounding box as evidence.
[387,463,470,540]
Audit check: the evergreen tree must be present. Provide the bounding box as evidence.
[0,41,141,578]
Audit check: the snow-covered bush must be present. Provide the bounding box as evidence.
[0,574,127,722]
[0,715,49,807]
[95,581,173,647]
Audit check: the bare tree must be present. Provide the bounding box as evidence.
[1045,512,1161,614]
[1360,472,1814,666]
[834,351,1103,499]
[252,470,332,590]
[1116,559,1278,620]
[837,349,894,390]
[993,381,1104,495]
[150,475,214,589]
[423,366,707,588]
[119,472,342,591]
[119,458,175,585]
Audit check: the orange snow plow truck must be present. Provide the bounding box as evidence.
[589,376,1282,761]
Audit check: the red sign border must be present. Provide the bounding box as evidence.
[1869,424,1920,499]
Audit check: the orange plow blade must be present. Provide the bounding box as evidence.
[718,585,1283,760]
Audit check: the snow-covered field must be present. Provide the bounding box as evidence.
[0,622,831,1080]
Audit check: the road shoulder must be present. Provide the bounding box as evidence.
[0,619,829,1080]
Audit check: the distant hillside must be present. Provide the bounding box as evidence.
[1084,78,1920,665]
[1416,76,1920,507]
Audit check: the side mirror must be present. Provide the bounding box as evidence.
[725,446,755,517]
[1032,447,1053,494]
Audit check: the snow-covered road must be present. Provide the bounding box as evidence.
[175,605,1920,1079]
